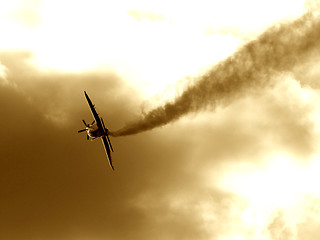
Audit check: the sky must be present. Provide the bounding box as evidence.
[1,0,320,240]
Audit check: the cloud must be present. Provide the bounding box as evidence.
[0,51,257,240]
[0,51,148,240]
[2,8,320,238]
[0,50,245,240]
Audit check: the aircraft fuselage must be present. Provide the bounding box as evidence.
[87,124,106,139]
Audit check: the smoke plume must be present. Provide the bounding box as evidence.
[111,11,320,137]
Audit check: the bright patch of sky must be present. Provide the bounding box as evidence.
[0,0,306,97]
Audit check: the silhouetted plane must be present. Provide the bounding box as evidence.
[78,91,114,170]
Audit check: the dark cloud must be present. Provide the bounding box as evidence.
[1,51,235,240]
[0,51,146,240]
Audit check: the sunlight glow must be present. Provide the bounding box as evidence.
[212,153,320,239]
[220,154,320,208]
[0,0,306,97]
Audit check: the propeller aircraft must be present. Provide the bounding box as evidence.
[78,91,114,170]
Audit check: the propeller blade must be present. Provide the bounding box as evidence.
[87,134,89,140]
[78,129,86,133]
[91,120,95,125]
[106,134,114,152]
[83,120,87,126]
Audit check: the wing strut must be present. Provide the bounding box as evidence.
[101,136,114,170]
[101,117,114,152]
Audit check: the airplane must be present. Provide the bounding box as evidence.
[78,91,114,170]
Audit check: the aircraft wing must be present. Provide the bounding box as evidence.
[84,91,104,131]
[101,136,114,170]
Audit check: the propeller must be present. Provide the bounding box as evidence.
[79,120,89,133]
[78,119,93,140]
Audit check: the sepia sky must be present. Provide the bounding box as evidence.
[1,0,320,239]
